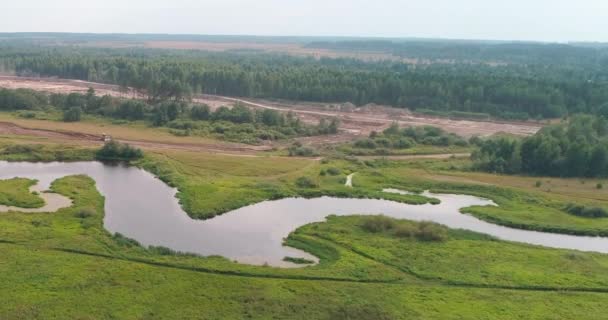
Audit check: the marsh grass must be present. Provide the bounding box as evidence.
[283,256,315,264]
[0,178,44,208]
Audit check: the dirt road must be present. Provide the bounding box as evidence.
[355,153,471,161]
[0,121,271,156]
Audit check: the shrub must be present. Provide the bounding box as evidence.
[283,256,315,264]
[565,203,608,218]
[96,141,143,161]
[149,246,179,256]
[288,146,317,157]
[295,177,318,188]
[415,221,448,242]
[112,233,140,247]
[63,106,82,122]
[394,138,415,149]
[393,224,417,238]
[361,215,395,233]
[326,167,341,176]
[190,104,211,120]
[16,110,37,119]
[597,183,603,189]
[74,207,96,219]
[354,139,377,149]
[535,181,542,188]
[374,138,392,148]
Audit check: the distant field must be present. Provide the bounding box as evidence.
[81,40,414,62]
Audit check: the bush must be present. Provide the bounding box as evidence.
[565,203,608,218]
[16,110,37,119]
[415,221,448,242]
[295,177,318,188]
[326,167,341,176]
[393,224,417,238]
[363,218,449,242]
[597,183,603,189]
[361,215,395,233]
[283,256,315,264]
[190,104,211,120]
[63,106,82,122]
[74,207,96,219]
[112,233,140,247]
[96,141,143,161]
[354,139,377,149]
[394,138,415,149]
[288,145,318,157]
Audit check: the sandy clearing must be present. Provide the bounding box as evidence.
[0,74,543,148]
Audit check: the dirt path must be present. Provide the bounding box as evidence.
[0,121,271,156]
[355,153,471,160]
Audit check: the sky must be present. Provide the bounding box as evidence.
[2,0,608,42]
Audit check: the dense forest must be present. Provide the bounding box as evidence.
[0,87,338,144]
[306,40,608,67]
[1,41,608,120]
[473,115,608,177]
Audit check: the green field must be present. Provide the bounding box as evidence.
[0,178,44,208]
[2,138,608,318]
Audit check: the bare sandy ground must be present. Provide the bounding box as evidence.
[0,74,543,149]
[197,95,542,142]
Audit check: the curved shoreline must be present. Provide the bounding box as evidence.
[4,161,608,268]
[0,181,72,213]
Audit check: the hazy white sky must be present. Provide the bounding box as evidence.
[2,0,608,42]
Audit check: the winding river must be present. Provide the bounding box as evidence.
[2,161,608,267]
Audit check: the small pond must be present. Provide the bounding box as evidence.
[2,161,608,267]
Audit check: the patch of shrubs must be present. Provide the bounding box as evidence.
[361,216,448,242]
[112,233,141,247]
[295,177,318,188]
[321,167,341,176]
[361,215,396,233]
[352,123,467,151]
[283,256,315,264]
[0,144,43,155]
[564,203,608,218]
[288,142,318,157]
[414,221,449,242]
[74,207,96,219]
[96,141,143,161]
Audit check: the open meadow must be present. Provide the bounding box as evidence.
[2,134,608,319]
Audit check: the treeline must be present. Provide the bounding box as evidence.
[2,45,608,120]
[473,115,608,177]
[0,87,338,143]
[306,40,608,68]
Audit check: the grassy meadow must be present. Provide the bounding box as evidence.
[2,137,608,318]
[0,178,44,208]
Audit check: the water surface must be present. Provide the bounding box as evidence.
[2,161,608,267]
